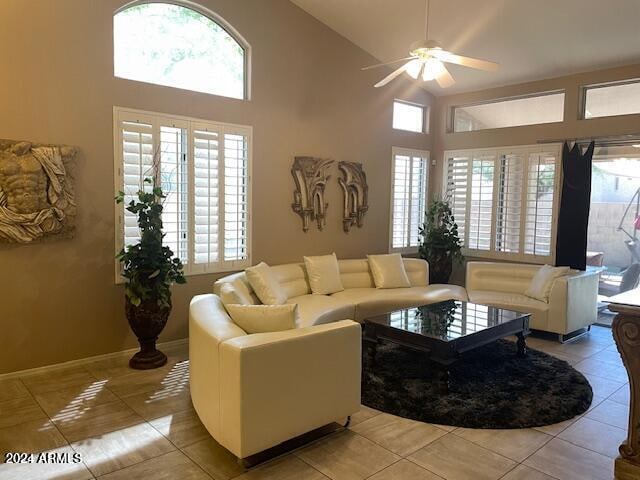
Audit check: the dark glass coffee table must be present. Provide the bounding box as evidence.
[363,300,531,394]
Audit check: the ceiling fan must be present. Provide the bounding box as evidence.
[363,0,499,88]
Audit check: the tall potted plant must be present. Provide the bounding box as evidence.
[418,199,463,284]
[116,178,186,369]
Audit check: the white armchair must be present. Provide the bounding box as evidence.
[189,294,361,460]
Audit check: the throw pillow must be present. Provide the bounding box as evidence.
[525,265,570,302]
[303,253,345,295]
[368,253,411,289]
[218,279,257,307]
[225,304,298,334]
[245,262,287,305]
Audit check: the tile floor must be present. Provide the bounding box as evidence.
[0,326,628,480]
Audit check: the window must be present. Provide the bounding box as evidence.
[390,147,429,252]
[393,101,426,133]
[443,144,561,262]
[583,79,640,119]
[114,107,251,279]
[452,92,565,132]
[114,2,248,99]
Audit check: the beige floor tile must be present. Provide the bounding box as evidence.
[524,438,614,480]
[52,399,144,443]
[585,399,628,429]
[609,384,630,406]
[582,373,626,398]
[236,456,327,480]
[296,430,400,480]
[500,464,557,480]
[0,395,47,429]
[105,360,189,397]
[0,419,67,456]
[70,422,174,476]
[369,459,442,480]
[98,449,209,480]
[0,378,29,402]
[33,380,119,418]
[348,405,381,427]
[408,434,515,480]
[182,436,245,480]
[0,445,93,480]
[150,408,210,448]
[351,413,446,456]
[121,385,193,421]
[454,427,551,462]
[533,416,579,436]
[574,358,629,384]
[590,348,624,367]
[21,366,97,395]
[558,416,626,458]
[553,341,607,359]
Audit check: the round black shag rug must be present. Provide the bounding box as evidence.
[362,339,593,429]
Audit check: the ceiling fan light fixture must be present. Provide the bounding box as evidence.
[422,57,444,81]
[406,59,423,79]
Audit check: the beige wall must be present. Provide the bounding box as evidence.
[0,0,432,373]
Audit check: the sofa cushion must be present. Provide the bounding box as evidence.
[331,285,468,321]
[467,290,549,316]
[246,262,287,305]
[304,253,344,295]
[367,253,411,289]
[286,294,355,328]
[525,265,570,302]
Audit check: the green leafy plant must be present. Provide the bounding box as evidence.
[115,178,186,308]
[418,199,463,284]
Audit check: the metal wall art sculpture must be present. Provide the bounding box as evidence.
[338,161,369,232]
[291,156,333,232]
[0,139,77,243]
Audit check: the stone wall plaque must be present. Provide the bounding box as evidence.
[0,139,77,243]
[338,161,368,232]
[291,156,333,232]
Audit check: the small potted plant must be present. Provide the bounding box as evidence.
[418,199,463,284]
[116,177,186,369]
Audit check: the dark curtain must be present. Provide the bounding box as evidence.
[555,141,595,270]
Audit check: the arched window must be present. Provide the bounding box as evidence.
[114,2,249,99]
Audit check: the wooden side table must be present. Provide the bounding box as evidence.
[609,289,640,480]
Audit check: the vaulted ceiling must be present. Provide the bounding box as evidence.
[290,0,640,95]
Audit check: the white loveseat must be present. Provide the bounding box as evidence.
[466,261,599,339]
[189,258,466,459]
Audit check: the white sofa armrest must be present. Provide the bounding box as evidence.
[218,320,362,458]
[548,270,599,335]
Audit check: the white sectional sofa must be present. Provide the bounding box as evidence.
[189,258,466,460]
[466,261,599,340]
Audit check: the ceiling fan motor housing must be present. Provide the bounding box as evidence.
[409,39,442,57]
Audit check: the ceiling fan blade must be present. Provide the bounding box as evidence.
[431,50,499,72]
[374,63,409,88]
[362,56,418,71]
[435,64,455,88]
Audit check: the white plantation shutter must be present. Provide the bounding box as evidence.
[444,154,469,245]
[223,132,250,263]
[524,151,557,257]
[118,117,155,248]
[192,127,220,268]
[114,107,252,280]
[443,144,560,262]
[495,152,524,253]
[159,124,189,263]
[468,153,495,251]
[390,148,429,252]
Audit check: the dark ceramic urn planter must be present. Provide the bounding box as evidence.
[428,255,453,285]
[125,297,171,370]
